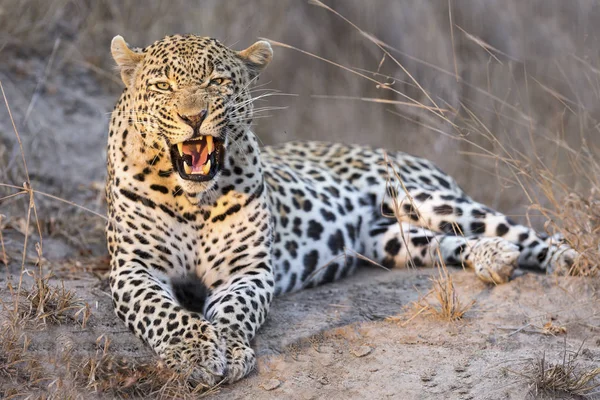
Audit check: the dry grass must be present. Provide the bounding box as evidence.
[0,324,220,398]
[549,191,600,277]
[78,336,219,399]
[426,265,475,321]
[0,268,91,396]
[516,343,600,398]
[453,99,600,277]
[0,78,88,397]
[389,265,475,326]
[0,0,72,49]
[12,272,91,327]
[541,320,567,336]
[0,313,54,398]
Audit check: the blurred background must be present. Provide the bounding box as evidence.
[1,0,599,257]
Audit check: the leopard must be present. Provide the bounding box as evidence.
[106,33,577,385]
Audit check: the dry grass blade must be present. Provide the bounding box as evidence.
[0,183,108,221]
[361,30,533,121]
[0,214,8,266]
[310,94,448,112]
[447,0,459,80]
[454,24,517,64]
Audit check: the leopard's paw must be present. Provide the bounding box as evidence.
[224,338,256,383]
[158,320,226,386]
[467,237,519,284]
[545,244,578,276]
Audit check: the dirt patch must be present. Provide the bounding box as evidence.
[1,262,599,398]
[215,270,600,400]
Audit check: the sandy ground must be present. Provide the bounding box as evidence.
[218,269,600,400]
[1,248,599,399]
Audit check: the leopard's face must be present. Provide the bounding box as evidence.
[112,34,272,191]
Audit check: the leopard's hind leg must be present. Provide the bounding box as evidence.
[362,218,520,283]
[388,189,577,275]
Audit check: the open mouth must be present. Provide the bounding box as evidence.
[170,135,225,182]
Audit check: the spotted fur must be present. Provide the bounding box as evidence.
[106,34,577,384]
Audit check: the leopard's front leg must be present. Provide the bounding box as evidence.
[201,261,274,382]
[110,260,227,385]
[111,240,274,384]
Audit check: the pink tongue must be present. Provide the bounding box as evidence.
[183,144,209,167]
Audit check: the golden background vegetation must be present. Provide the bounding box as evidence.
[1,0,599,230]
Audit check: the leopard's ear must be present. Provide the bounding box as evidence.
[111,35,144,88]
[237,40,273,79]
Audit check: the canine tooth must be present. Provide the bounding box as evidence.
[206,136,214,153]
[203,160,211,174]
[183,162,192,175]
[177,142,183,156]
[196,144,201,153]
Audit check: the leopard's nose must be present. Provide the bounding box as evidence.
[179,109,208,130]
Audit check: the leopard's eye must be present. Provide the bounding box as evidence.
[209,78,226,86]
[153,82,172,91]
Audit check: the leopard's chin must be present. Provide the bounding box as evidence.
[169,135,225,182]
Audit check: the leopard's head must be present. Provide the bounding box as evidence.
[111,34,272,188]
